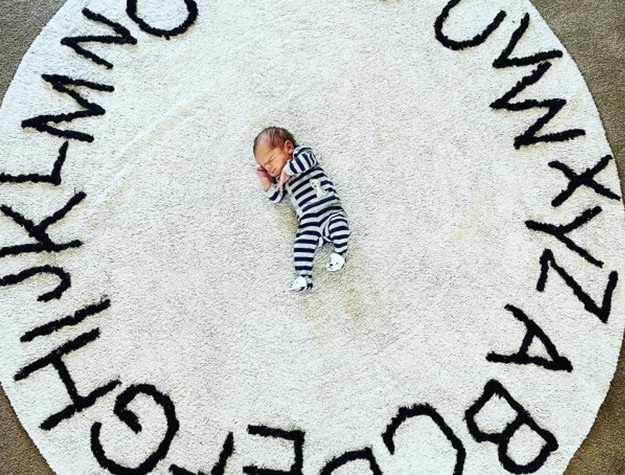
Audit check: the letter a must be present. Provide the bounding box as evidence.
[487,305,572,372]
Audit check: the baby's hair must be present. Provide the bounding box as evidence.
[253,127,298,155]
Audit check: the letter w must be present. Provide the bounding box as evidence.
[491,62,585,149]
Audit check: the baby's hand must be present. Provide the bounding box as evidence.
[256,166,272,192]
[255,166,270,180]
[277,170,290,191]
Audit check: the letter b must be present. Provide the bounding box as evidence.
[466,380,558,474]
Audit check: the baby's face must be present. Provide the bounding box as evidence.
[254,139,294,177]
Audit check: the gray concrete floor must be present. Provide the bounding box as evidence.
[0,1,624,473]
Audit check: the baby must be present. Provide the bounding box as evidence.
[254,127,350,291]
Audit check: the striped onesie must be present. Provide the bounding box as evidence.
[265,146,350,284]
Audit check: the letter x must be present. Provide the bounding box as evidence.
[549,155,620,207]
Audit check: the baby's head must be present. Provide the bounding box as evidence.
[253,127,298,178]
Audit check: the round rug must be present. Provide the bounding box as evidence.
[1,1,625,474]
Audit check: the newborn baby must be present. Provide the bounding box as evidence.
[254,127,350,291]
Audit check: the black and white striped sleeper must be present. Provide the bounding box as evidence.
[265,146,350,282]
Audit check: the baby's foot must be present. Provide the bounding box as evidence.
[290,276,313,292]
[326,252,345,272]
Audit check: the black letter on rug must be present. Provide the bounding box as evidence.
[320,448,382,475]
[538,249,618,323]
[526,207,604,268]
[61,8,137,69]
[0,191,85,258]
[243,425,304,475]
[490,62,586,149]
[487,305,572,372]
[493,13,562,68]
[549,155,621,208]
[91,384,179,475]
[466,380,558,474]
[22,75,114,143]
[169,432,234,475]
[382,403,465,475]
[21,298,111,342]
[0,265,71,301]
[0,141,67,185]
[435,0,506,51]
[14,329,121,431]
[126,0,198,40]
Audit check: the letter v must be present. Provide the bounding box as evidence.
[493,13,563,68]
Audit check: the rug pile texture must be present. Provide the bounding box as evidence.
[1,1,625,474]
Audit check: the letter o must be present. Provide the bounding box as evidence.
[126,0,198,39]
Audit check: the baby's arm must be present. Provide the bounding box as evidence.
[284,148,318,177]
[266,183,287,202]
[256,166,286,202]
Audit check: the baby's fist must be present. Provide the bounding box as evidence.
[255,166,270,179]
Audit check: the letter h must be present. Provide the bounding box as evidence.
[14,329,121,431]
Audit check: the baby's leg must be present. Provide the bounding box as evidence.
[292,219,321,290]
[324,211,350,271]
[327,212,350,255]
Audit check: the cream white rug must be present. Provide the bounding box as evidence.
[1,0,625,474]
